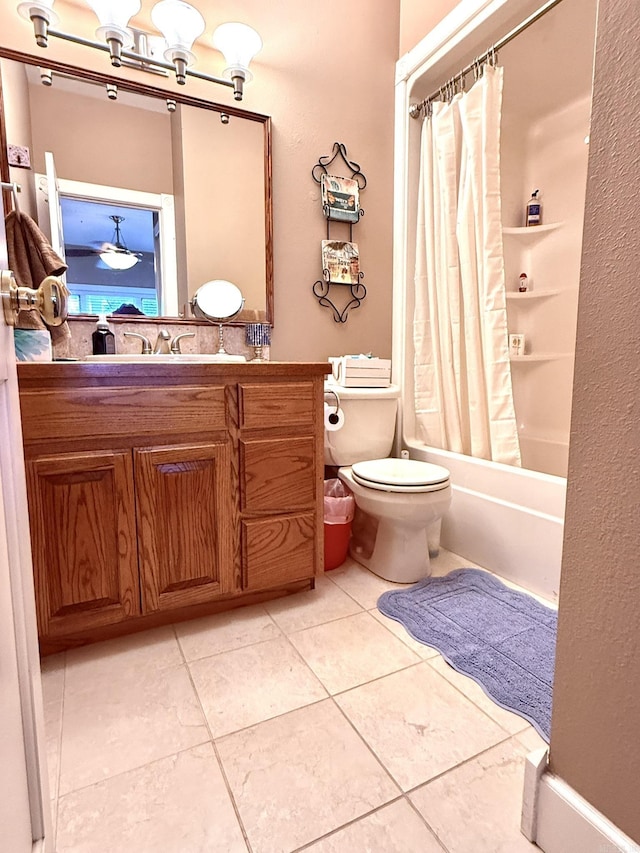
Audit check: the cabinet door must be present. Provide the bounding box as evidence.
[26,450,140,638]
[135,443,233,613]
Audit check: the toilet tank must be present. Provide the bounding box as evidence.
[324,383,400,466]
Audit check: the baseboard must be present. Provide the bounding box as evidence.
[522,753,640,853]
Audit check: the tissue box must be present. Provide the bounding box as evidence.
[329,355,391,387]
[14,329,53,362]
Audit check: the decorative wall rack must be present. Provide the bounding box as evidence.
[311,142,367,323]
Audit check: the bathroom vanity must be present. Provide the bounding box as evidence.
[17,361,330,654]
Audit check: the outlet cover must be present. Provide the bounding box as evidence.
[7,144,31,169]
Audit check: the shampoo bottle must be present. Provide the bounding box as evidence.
[526,189,542,226]
[92,314,115,355]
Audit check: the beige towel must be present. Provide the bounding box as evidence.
[5,210,71,342]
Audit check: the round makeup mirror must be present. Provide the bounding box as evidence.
[192,279,245,322]
[191,280,246,361]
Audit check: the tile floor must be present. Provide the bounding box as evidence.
[42,550,550,852]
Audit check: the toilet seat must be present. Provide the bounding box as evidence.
[351,458,450,493]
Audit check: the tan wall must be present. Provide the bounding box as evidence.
[1,0,400,361]
[28,85,173,193]
[0,60,36,218]
[550,0,640,842]
[399,0,458,56]
[175,104,265,310]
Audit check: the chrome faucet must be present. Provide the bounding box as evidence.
[170,332,195,354]
[153,329,171,354]
[123,331,152,354]
[123,329,196,355]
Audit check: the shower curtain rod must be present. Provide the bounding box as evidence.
[409,0,564,117]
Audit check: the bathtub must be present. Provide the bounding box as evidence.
[406,442,565,602]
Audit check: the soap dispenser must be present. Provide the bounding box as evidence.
[526,189,542,226]
[92,314,115,355]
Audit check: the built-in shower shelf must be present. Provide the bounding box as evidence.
[506,289,560,301]
[502,222,563,237]
[510,353,565,363]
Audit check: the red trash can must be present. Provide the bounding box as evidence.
[323,479,355,571]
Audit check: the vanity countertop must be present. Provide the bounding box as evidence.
[17,360,332,389]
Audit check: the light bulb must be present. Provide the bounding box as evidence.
[212,22,262,100]
[17,0,59,47]
[212,22,262,80]
[151,0,205,83]
[85,0,141,64]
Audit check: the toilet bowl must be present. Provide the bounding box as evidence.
[324,380,452,583]
[338,459,451,583]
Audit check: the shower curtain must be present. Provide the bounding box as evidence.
[413,64,521,466]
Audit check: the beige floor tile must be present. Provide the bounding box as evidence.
[515,726,549,754]
[335,663,507,791]
[49,799,57,852]
[59,662,208,795]
[305,798,445,852]
[410,738,538,853]
[428,655,531,735]
[44,697,63,801]
[217,700,399,852]
[288,611,420,694]
[40,653,66,705]
[429,549,483,576]
[56,744,246,853]
[370,609,441,659]
[327,559,406,610]
[175,604,281,662]
[64,626,183,694]
[41,655,66,802]
[265,575,363,633]
[189,636,327,737]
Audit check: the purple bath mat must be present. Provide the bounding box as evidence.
[377,568,556,741]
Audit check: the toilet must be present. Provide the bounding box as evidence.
[325,382,452,583]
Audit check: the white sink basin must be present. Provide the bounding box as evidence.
[85,353,247,363]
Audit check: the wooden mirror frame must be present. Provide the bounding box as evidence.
[0,47,274,327]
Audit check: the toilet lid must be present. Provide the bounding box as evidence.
[351,458,450,493]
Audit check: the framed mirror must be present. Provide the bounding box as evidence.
[0,48,273,325]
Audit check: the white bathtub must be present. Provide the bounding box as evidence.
[407,443,565,602]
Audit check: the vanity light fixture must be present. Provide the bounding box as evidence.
[99,215,141,271]
[17,0,262,101]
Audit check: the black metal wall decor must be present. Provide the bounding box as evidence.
[311,142,367,323]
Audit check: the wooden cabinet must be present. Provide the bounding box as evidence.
[25,449,139,638]
[135,442,233,612]
[18,362,329,652]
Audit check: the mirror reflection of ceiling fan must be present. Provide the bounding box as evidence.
[66,215,142,270]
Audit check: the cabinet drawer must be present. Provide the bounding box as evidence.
[19,385,227,441]
[239,382,315,429]
[242,514,316,590]
[241,436,316,512]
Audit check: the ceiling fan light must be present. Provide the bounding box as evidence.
[99,249,140,271]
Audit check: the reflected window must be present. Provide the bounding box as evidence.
[60,198,160,316]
